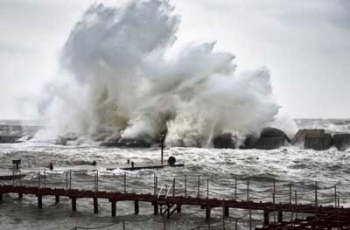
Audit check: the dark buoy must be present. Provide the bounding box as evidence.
[92,161,97,166]
[131,161,135,168]
[168,156,176,166]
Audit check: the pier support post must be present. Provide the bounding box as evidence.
[55,195,60,204]
[264,210,269,226]
[176,204,181,213]
[111,201,116,217]
[134,200,139,215]
[205,207,211,221]
[154,201,159,215]
[93,197,98,214]
[278,210,283,223]
[18,193,23,199]
[0,193,2,201]
[38,195,43,209]
[72,197,77,212]
[224,206,229,217]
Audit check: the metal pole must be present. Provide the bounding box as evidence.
[289,183,292,204]
[249,209,252,230]
[154,174,156,196]
[334,185,337,208]
[222,206,225,230]
[273,193,276,224]
[69,170,72,189]
[123,220,126,230]
[44,169,46,188]
[315,181,318,208]
[295,190,298,219]
[161,140,164,165]
[38,171,41,189]
[207,179,209,199]
[124,173,126,193]
[235,219,238,230]
[247,180,249,202]
[234,178,237,200]
[12,166,15,187]
[19,169,21,186]
[185,175,187,197]
[65,171,68,190]
[96,171,99,192]
[197,176,201,198]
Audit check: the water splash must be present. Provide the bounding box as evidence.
[41,0,292,146]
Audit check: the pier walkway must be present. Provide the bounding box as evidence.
[0,168,349,229]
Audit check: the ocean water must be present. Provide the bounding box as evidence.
[0,119,350,230]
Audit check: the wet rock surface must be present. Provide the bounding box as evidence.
[333,134,350,151]
[212,133,236,149]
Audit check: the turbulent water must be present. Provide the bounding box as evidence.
[40,0,297,146]
[0,119,350,230]
[1,1,349,229]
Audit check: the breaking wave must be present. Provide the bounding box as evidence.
[39,0,294,146]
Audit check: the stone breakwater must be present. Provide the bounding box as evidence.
[1,123,349,151]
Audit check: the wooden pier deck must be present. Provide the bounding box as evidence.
[0,170,349,229]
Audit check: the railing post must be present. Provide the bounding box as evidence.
[123,220,126,230]
[69,170,72,189]
[247,180,249,202]
[334,185,337,208]
[19,169,22,187]
[289,183,292,204]
[315,181,318,208]
[38,171,41,189]
[173,178,175,197]
[273,193,276,224]
[222,205,226,230]
[234,178,237,200]
[197,176,201,198]
[295,190,298,219]
[184,175,187,198]
[207,179,209,199]
[249,209,252,230]
[44,169,46,188]
[96,171,99,192]
[154,174,157,196]
[235,219,238,230]
[124,173,126,193]
[12,166,15,187]
[65,171,68,190]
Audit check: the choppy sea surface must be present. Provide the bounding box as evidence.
[0,119,350,230]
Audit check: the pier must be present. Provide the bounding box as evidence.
[0,169,349,229]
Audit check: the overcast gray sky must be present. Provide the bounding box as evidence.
[0,0,349,119]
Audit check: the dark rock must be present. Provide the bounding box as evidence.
[292,129,325,144]
[56,133,78,145]
[253,128,290,150]
[0,135,22,143]
[254,137,287,150]
[100,138,152,148]
[260,127,291,142]
[212,133,236,149]
[333,134,350,151]
[240,135,258,149]
[304,133,333,150]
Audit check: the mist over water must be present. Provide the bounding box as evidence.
[40,0,295,146]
